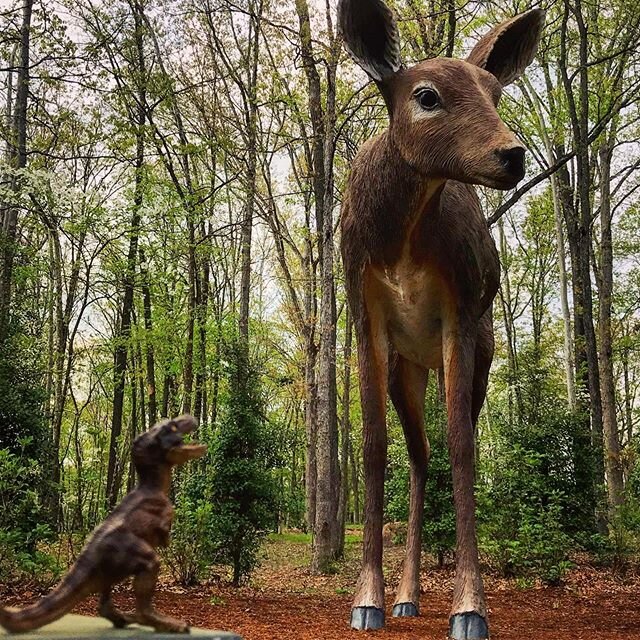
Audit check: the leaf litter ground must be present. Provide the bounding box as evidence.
[3,531,640,639]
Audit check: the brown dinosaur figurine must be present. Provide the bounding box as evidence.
[0,414,206,634]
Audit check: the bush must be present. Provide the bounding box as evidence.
[479,492,572,583]
[0,330,49,458]
[589,493,640,570]
[477,409,580,584]
[209,341,277,585]
[0,446,59,585]
[163,471,219,586]
[167,338,277,586]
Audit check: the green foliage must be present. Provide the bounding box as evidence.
[168,337,277,586]
[163,472,219,586]
[209,340,278,585]
[0,447,59,585]
[590,474,640,570]
[385,381,456,565]
[0,330,49,458]
[0,326,57,584]
[479,488,573,584]
[477,348,591,583]
[421,421,456,566]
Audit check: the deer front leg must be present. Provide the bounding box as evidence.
[389,355,429,618]
[351,311,389,631]
[444,325,488,640]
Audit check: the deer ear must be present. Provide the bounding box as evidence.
[467,9,545,86]
[338,0,402,83]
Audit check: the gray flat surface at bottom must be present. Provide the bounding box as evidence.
[0,615,241,640]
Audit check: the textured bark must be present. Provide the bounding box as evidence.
[497,217,520,422]
[238,0,262,345]
[551,178,576,409]
[349,436,360,524]
[139,249,157,425]
[523,75,577,410]
[597,141,624,510]
[183,220,196,414]
[622,343,633,449]
[0,0,33,338]
[106,0,146,510]
[555,154,599,528]
[337,310,353,554]
[294,0,341,571]
[559,0,605,526]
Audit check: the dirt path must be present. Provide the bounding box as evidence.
[3,535,639,639]
[63,585,640,640]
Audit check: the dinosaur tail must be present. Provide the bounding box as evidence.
[0,561,96,633]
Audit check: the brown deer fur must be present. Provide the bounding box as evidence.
[337,1,544,638]
[0,415,206,635]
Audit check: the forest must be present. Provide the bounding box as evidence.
[0,0,640,638]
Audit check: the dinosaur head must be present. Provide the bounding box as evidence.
[133,414,207,469]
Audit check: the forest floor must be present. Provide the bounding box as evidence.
[3,528,640,640]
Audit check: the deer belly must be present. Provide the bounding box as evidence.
[373,266,447,369]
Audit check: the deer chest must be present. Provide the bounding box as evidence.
[367,259,450,369]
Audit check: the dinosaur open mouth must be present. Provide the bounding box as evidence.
[178,443,207,457]
[167,415,207,463]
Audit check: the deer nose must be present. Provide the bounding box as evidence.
[496,146,526,179]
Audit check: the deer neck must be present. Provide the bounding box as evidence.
[382,132,446,248]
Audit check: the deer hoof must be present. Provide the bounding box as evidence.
[350,606,384,630]
[449,613,488,639]
[392,602,418,617]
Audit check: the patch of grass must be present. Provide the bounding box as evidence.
[268,531,312,544]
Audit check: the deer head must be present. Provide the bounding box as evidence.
[338,0,545,189]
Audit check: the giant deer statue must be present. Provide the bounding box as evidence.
[337,1,544,638]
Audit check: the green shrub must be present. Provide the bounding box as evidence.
[0,446,59,585]
[479,494,572,583]
[477,408,580,583]
[163,471,219,586]
[167,338,277,586]
[209,341,277,585]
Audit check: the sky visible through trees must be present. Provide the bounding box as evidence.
[0,0,640,595]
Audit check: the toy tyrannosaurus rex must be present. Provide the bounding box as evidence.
[0,414,206,634]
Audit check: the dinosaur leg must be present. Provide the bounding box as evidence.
[98,587,135,628]
[133,557,189,633]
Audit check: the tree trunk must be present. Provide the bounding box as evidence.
[522,76,577,410]
[183,219,196,414]
[0,0,33,338]
[139,248,157,425]
[313,33,341,573]
[559,0,605,529]
[106,1,146,510]
[238,0,262,344]
[337,310,353,553]
[597,140,624,512]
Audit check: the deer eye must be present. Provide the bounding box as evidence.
[415,88,440,111]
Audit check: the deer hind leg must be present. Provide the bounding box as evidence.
[389,354,429,618]
[444,323,489,640]
[350,309,389,631]
[472,313,494,429]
